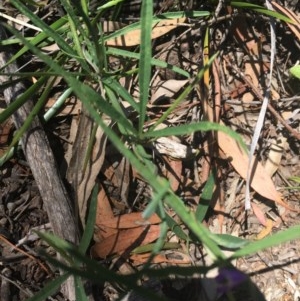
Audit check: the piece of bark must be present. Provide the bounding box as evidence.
[0,26,79,300]
[0,268,12,301]
[67,107,108,228]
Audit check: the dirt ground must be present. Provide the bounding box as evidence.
[0,0,300,300]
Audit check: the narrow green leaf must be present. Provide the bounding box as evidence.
[150,53,218,131]
[196,172,215,222]
[289,176,300,183]
[231,2,293,23]
[74,276,89,301]
[96,0,124,11]
[10,0,75,56]
[138,0,153,134]
[7,26,138,137]
[78,185,98,253]
[3,77,56,156]
[36,231,74,263]
[106,47,190,78]
[142,178,170,219]
[80,0,89,15]
[43,87,73,121]
[231,225,300,258]
[40,247,168,301]
[59,0,86,58]
[0,18,67,65]
[143,122,245,151]
[165,193,225,260]
[103,77,140,112]
[25,273,71,301]
[152,205,168,255]
[9,0,90,71]
[0,77,46,124]
[210,234,249,249]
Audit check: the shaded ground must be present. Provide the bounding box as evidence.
[0,0,300,300]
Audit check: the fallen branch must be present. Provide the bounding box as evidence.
[0,25,79,300]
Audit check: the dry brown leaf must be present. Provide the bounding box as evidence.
[217,129,298,211]
[251,202,267,226]
[66,110,110,226]
[102,21,127,32]
[242,62,260,102]
[230,84,248,99]
[110,157,131,207]
[0,117,13,148]
[91,225,160,258]
[96,186,114,220]
[167,160,182,191]
[97,212,161,229]
[264,136,287,177]
[65,103,82,168]
[78,123,108,225]
[256,218,273,240]
[94,185,117,241]
[163,156,182,191]
[212,190,225,233]
[231,14,259,56]
[150,79,189,104]
[130,252,191,265]
[106,18,186,47]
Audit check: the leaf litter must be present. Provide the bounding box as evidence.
[0,1,300,301]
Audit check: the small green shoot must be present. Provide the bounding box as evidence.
[289,64,300,79]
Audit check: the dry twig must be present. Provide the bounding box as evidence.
[0,25,80,300]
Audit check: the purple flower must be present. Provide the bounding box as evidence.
[215,267,248,294]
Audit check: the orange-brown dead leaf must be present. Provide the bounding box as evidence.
[91,225,160,258]
[95,186,117,241]
[242,62,260,102]
[256,218,273,240]
[212,190,225,233]
[0,118,14,150]
[251,202,267,226]
[217,129,299,212]
[97,212,161,229]
[130,252,191,265]
[106,18,186,47]
[230,14,259,56]
[96,185,114,221]
[163,156,182,192]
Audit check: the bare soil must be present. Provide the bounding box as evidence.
[0,0,300,300]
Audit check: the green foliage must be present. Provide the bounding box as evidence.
[138,0,153,134]
[231,1,293,22]
[1,0,299,300]
[284,176,300,190]
[289,65,300,79]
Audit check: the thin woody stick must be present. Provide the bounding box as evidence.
[224,56,300,140]
[0,25,80,300]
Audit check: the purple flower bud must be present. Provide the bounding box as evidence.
[216,267,248,294]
